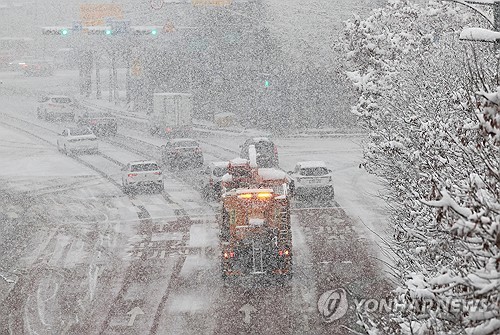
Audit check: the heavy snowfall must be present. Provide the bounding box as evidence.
[0,0,498,334]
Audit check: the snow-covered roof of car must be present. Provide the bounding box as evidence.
[211,161,229,168]
[250,137,271,142]
[229,157,249,165]
[129,160,159,165]
[168,138,197,143]
[258,168,287,180]
[297,161,328,168]
[46,94,71,98]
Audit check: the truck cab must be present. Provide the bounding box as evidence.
[149,92,193,137]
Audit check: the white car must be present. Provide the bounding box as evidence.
[37,94,75,121]
[57,127,98,155]
[121,161,164,193]
[288,161,334,199]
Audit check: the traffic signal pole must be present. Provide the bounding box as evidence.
[95,52,101,99]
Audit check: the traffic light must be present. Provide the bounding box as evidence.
[259,73,271,88]
[42,27,72,36]
[86,26,114,36]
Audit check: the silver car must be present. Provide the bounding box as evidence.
[57,127,98,155]
[288,161,334,199]
[121,161,164,193]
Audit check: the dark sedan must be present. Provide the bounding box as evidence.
[160,138,204,169]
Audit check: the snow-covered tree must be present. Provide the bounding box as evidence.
[342,1,499,334]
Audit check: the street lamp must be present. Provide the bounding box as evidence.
[445,0,500,43]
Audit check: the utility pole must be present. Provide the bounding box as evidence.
[95,51,101,99]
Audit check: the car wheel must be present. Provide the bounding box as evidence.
[122,181,129,193]
[202,185,210,200]
[157,183,164,193]
[150,127,158,135]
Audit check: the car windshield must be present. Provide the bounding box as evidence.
[131,163,160,172]
[172,140,198,147]
[69,128,93,136]
[300,167,329,176]
[213,167,227,177]
[51,97,71,104]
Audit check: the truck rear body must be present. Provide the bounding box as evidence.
[220,189,292,280]
[150,93,193,137]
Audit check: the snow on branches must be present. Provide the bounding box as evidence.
[343,1,499,334]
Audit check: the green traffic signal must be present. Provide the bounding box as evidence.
[264,80,270,87]
[105,29,112,35]
[61,29,69,36]
[151,29,158,35]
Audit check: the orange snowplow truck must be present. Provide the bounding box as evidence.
[219,159,292,282]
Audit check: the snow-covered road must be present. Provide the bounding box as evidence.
[0,71,391,334]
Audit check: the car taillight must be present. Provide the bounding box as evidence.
[279,249,290,256]
[90,120,97,125]
[223,251,235,259]
[166,127,172,133]
[273,145,278,156]
[154,171,162,175]
[128,173,138,177]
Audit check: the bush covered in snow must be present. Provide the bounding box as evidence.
[343,1,499,334]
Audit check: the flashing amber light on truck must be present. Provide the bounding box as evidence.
[238,193,253,199]
[237,192,274,199]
